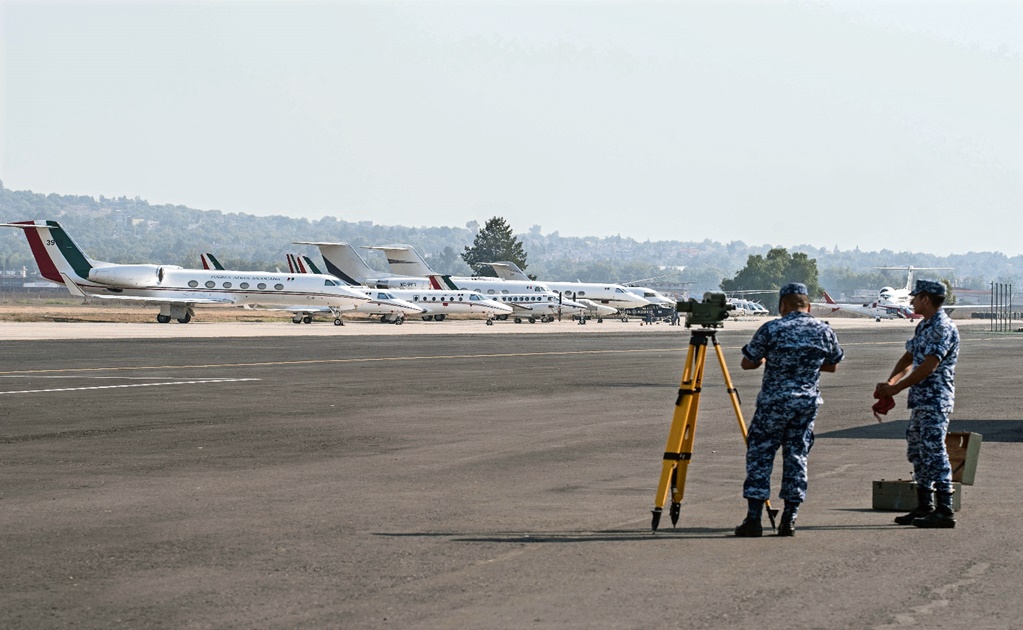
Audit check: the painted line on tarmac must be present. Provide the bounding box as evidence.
[1,348,681,375]
[0,338,917,377]
[0,377,260,395]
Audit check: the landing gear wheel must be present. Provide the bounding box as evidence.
[514,317,522,324]
[528,316,536,324]
[422,315,434,321]
[434,314,446,322]
[498,314,509,321]
[303,315,312,324]
[394,317,404,325]
[334,318,344,326]
[177,313,192,324]
[597,318,603,323]
[486,319,494,326]
[157,314,171,324]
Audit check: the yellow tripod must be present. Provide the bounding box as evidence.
[651,328,778,532]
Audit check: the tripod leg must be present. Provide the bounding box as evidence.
[652,338,708,531]
[711,339,778,531]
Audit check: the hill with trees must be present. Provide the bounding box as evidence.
[2,182,1019,297]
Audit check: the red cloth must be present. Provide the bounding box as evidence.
[872,393,896,423]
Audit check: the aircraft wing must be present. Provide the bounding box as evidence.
[508,302,555,313]
[82,294,234,305]
[60,274,233,305]
[254,305,334,314]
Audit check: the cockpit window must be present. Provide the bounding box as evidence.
[324,279,338,286]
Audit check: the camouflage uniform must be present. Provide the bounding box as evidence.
[741,312,844,503]
[905,308,959,494]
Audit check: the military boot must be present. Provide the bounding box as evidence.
[734,517,763,537]
[912,490,956,529]
[894,484,934,525]
[778,501,798,537]
[735,498,764,537]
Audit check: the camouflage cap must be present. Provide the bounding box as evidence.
[779,283,808,298]
[909,279,946,297]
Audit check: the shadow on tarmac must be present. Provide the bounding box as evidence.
[375,525,896,543]
[818,419,1023,443]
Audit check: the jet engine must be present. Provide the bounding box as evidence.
[88,264,180,288]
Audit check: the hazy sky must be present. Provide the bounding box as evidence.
[2,1,1021,255]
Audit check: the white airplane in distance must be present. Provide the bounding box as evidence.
[815,290,917,322]
[482,289,591,323]
[875,266,953,307]
[623,286,677,309]
[576,298,620,322]
[487,260,674,312]
[355,245,594,322]
[364,244,557,294]
[292,241,432,290]
[286,248,514,324]
[372,249,652,315]
[199,252,425,325]
[2,220,372,325]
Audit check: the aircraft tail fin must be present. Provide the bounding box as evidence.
[1,220,101,285]
[293,242,373,285]
[283,253,322,275]
[427,274,459,290]
[301,256,322,275]
[201,253,225,270]
[363,244,436,277]
[487,261,529,281]
[822,290,837,305]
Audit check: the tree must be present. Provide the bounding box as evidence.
[461,217,528,277]
[721,248,822,312]
[939,278,957,305]
[425,246,470,275]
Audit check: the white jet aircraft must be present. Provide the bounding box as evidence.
[286,249,514,324]
[199,252,425,325]
[575,298,620,322]
[814,290,917,322]
[489,261,675,311]
[875,266,953,307]
[2,220,372,325]
[292,241,432,290]
[623,286,677,309]
[483,259,652,316]
[373,247,651,318]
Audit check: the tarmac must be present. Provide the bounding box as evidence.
[1,316,1021,629]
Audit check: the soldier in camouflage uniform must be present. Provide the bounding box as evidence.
[875,279,959,529]
[735,283,844,537]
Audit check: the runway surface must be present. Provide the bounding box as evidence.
[1,320,1021,629]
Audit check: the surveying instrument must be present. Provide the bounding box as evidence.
[650,292,778,532]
